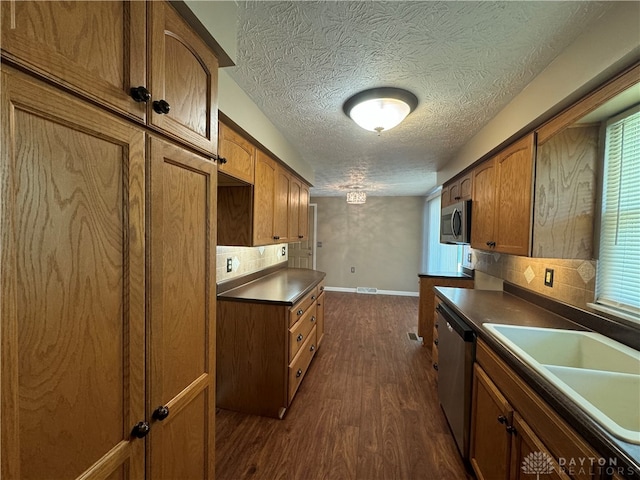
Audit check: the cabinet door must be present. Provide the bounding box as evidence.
[298,183,310,240]
[148,1,219,154]
[274,167,290,241]
[471,158,496,250]
[1,1,147,121]
[494,134,534,256]
[289,176,301,240]
[253,150,277,245]
[1,68,146,480]
[441,184,451,207]
[470,364,513,480]
[218,121,255,184]
[510,413,570,480]
[459,172,473,200]
[147,137,216,479]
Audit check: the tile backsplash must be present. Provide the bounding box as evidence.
[465,246,597,310]
[216,244,288,283]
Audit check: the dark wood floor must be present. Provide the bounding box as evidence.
[215,292,473,480]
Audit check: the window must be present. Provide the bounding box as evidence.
[594,106,640,322]
[422,193,462,272]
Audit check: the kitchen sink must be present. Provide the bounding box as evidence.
[483,323,640,444]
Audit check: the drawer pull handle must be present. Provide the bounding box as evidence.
[497,415,507,424]
[310,316,316,323]
[297,333,304,342]
[310,344,315,352]
[296,369,303,378]
[297,309,304,316]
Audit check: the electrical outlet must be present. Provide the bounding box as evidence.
[544,268,554,287]
[282,246,286,256]
[226,257,232,273]
[351,267,355,273]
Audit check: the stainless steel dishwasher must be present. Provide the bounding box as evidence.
[436,301,476,462]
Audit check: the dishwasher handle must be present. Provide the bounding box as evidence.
[436,303,475,342]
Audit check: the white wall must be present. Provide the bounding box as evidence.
[313,196,423,293]
[439,1,640,184]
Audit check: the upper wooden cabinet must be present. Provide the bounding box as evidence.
[147,1,219,154]
[471,134,535,256]
[1,1,147,121]
[2,1,219,155]
[218,134,311,247]
[218,120,256,184]
[442,171,473,207]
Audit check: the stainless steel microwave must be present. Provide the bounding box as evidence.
[440,200,471,244]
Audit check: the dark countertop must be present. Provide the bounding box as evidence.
[434,286,640,478]
[217,268,326,306]
[418,267,474,279]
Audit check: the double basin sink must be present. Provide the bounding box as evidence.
[483,324,640,445]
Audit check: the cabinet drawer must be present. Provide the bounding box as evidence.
[289,286,319,327]
[289,305,317,361]
[288,326,317,403]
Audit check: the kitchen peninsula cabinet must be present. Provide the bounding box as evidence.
[1,1,219,156]
[216,269,326,418]
[471,134,535,256]
[472,339,601,480]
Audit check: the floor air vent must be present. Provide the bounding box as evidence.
[356,287,378,294]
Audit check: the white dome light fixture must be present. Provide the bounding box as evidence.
[343,87,418,134]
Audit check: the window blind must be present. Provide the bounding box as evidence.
[425,195,460,272]
[596,106,640,319]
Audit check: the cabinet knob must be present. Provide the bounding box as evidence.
[497,415,507,424]
[296,369,303,378]
[298,235,304,239]
[273,235,280,240]
[454,196,461,200]
[311,295,316,300]
[506,425,517,435]
[434,322,439,329]
[434,339,439,346]
[130,86,151,103]
[297,309,304,316]
[310,316,316,323]
[152,405,170,421]
[310,344,315,352]
[297,333,304,342]
[218,156,228,165]
[131,421,150,438]
[153,99,171,114]
[433,363,438,371]
[485,241,496,248]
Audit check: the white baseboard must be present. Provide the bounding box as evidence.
[324,286,419,297]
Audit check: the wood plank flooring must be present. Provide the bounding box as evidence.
[215,292,473,480]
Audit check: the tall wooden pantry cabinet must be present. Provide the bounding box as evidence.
[1,2,220,479]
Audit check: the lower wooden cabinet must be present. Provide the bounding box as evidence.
[1,67,216,479]
[472,339,607,480]
[470,364,513,480]
[217,281,323,418]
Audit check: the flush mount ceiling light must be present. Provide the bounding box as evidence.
[346,191,366,204]
[343,87,418,134]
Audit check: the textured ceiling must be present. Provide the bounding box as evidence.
[228,1,612,197]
